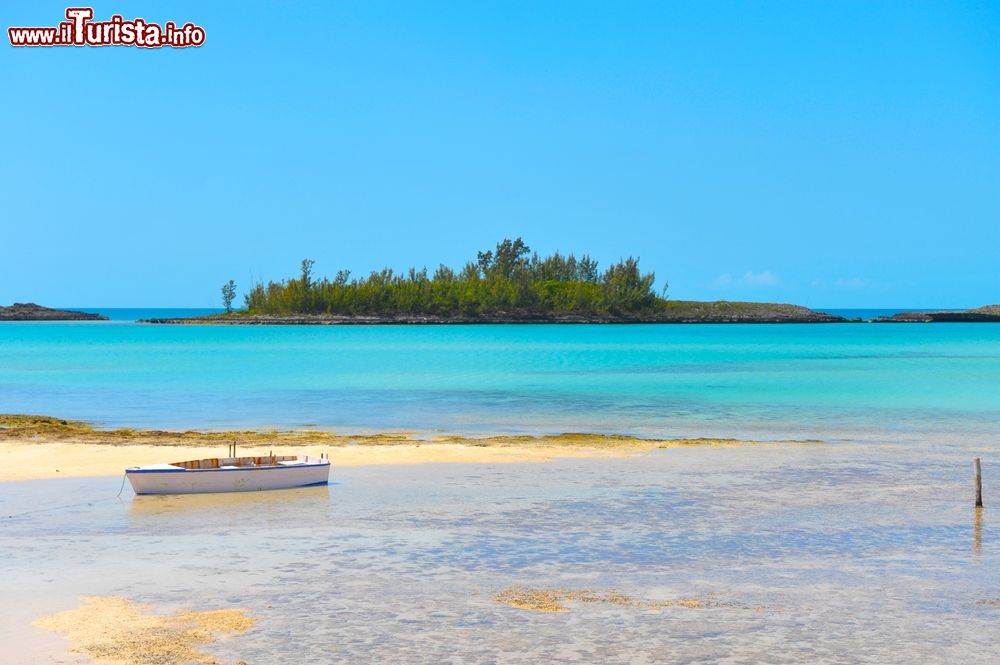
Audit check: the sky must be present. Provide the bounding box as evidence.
[2,1,998,308]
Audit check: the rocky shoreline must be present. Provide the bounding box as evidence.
[872,305,1000,323]
[142,301,852,325]
[0,303,108,321]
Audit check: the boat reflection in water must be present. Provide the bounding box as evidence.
[128,482,332,522]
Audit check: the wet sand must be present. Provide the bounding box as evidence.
[0,414,796,482]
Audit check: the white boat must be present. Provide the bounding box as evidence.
[126,454,330,495]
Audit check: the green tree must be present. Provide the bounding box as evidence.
[237,239,665,319]
[300,259,315,289]
[221,279,237,313]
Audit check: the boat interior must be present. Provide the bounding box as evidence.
[168,456,307,470]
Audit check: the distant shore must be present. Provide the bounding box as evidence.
[142,301,851,325]
[0,303,107,321]
[872,305,1000,322]
[0,415,802,482]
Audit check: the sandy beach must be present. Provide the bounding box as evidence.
[0,414,791,482]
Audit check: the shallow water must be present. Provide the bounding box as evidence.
[3,443,998,663]
[2,317,1000,442]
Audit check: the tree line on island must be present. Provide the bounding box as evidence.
[224,238,666,319]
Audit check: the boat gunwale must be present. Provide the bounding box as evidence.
[126,460,331,474]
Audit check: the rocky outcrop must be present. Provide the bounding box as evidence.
[0,303,108,321]
[143,301,852,325]
[872,305,1000,323]
[654,301,851,323]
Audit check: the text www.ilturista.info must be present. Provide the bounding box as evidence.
[9,8,205,48]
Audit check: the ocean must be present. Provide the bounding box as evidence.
[3,309,998,663]
[3,449,996,663]
[1,309,998,444]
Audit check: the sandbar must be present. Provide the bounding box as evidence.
[0,415,805,482]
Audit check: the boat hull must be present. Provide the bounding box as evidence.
[127,460,330,495]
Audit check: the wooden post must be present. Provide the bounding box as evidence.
[974,458,983,508]
[974,504,983,558]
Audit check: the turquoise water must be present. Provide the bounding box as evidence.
[2,313,998,440]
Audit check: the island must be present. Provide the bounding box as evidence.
[872,305,1000,323]
[144,301,847,324]
[144,238,851,325]
[0,303,108,321]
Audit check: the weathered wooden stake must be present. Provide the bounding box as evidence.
[974,504,983,558]
[974,457,983,508]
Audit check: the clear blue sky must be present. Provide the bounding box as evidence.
[2,1,997,308]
